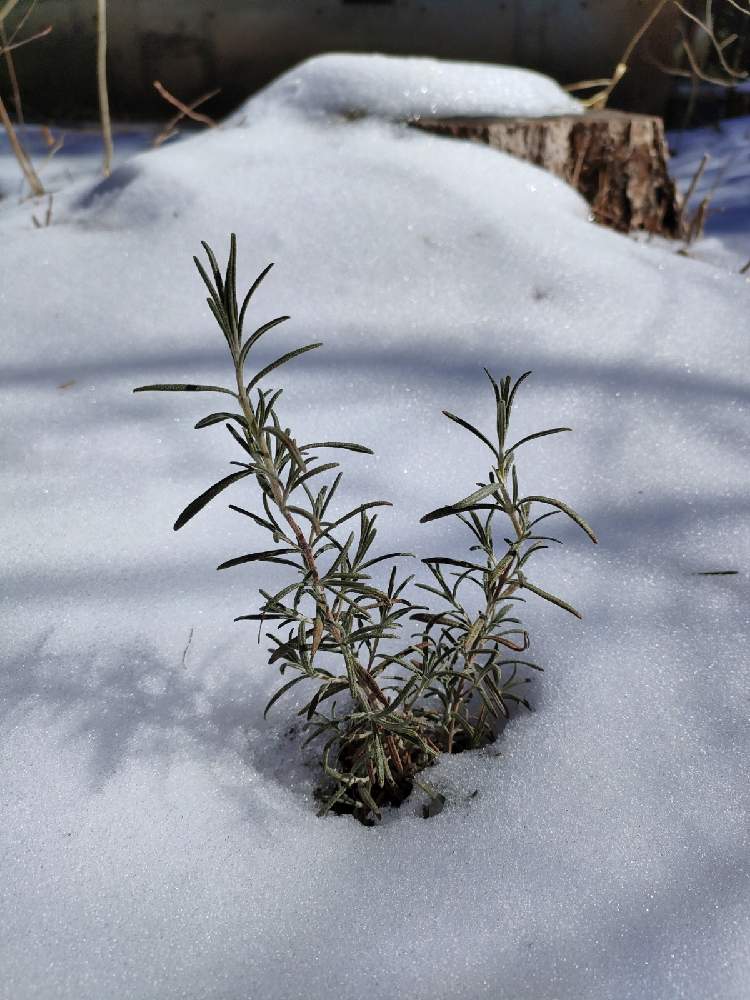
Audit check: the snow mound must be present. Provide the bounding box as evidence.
[75,159,195,228]
[239,52,582,121]
[1,58,749,1000]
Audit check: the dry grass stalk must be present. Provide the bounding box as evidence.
[96,0,113,176]
[567,0,749,108]
[152,82,220,146]
[0,0,22,20]
[0,19,22,123]
[0,21,51,125]
[685,196,710,241]
[0,19,48,53]
[0,93,44,195]
[31,190,52,227]
[153,81,219,131]
[0,0,46,128]
[566,0,672,108]
[678,152,710,231]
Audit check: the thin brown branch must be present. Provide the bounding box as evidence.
[564,77,613,92]
[686,196,710,242]
[0,0,22,21]
[39,126,64,166]
[153,80,218,128]
[6,0,37,44]
[673,0,748,78]
[0,93,44,195]
[0,21,50,54]
[679,152,710,229]
[0,19,23,124]
[740,257,750,274]
[680,23,742,85]
[573,0,671,109]
[31,191,52,227]
[96,0,113,176]
[153,85,220,146]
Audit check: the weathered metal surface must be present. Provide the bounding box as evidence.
[2,0,678,120]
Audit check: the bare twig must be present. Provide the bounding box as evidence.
[569,132,592,188]
[0,0,47,127]
[0,20,23,124]
[564,77,614,93]
[679,152,710,230]
[6,0,38,44]
[673,0,748,78]
[96,0,113,176]
[0,21,49,54]
[153,84,220,146]
[740,257,750,273]
[38,126,64,170]
[679,23,741,84]
[153,80,218,129]
[686,195,710,242]
[31,191,52,227]
[0,0,22,21]
[0,93,44,195]
[569,0,750,108]
[579,0,672,109]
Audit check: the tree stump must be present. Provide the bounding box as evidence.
[410,110,683,238]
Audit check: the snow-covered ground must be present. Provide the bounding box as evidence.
[1,55,748,1000]
[669,113,750,270]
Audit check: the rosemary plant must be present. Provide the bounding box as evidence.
[135,235,435,820]
[410,372,597,753]
[135,235,596,823]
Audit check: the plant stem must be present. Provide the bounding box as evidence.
[446,459,525,752]
[96,0,113,177]
[233,358,390,718]
[0,93,43,195]
[0,19,23,124]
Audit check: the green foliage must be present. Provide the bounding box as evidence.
[135,235,596,823]
[411,371,596,753]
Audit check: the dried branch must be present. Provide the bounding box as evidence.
[678,152,709,231]
[96,0,113,177]
[153,80,219,130]
[0,0,48,128]
[674,0,748,78]
[0,20,49,53]
[5,0,37,43]
[0,0,22,20]
[568,0,750,108]
[572,0,672,109]
[0,93,44,195]
[0,19,22,124]
[31,191,52,227]
[153,84,220,146]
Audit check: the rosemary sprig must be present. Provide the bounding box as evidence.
[135,235,434,820]
[135,236,596,823]
[413,371,597,752]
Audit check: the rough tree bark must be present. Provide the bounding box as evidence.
[411,110,683,238]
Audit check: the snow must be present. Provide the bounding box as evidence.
[1,54,749,1000]
[669,114,750,269]
[237,51,582,121]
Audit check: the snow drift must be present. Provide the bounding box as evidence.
[1,54,749,1000]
